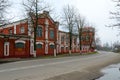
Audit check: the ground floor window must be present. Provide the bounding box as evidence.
[15,43,25,48]
[36,44,42,49]
[66,47,69,50]
[61,47,64,50]
[50,45,54,49]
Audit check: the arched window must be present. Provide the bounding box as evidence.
[20,26,25,33]
[15,40,25,48]
[49,43,55,49]
[50,45,54,49]
[50,30,54,39]
[15,42,25,48]
[36,26,42,37]
[36,44,42,49]
[36,42,43,49]
[86,36,90,41]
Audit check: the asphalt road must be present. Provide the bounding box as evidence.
[0,51,119,80]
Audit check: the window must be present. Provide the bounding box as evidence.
[9,29,12,34]
[15,43,25,48]
[36,44,42,49]
[66,47,69,50]
[81,36,85,41]
[61,47,64,50]
[74,38,77,44]
[50,45,54,49]
[50,30,54,39]
[20,27,25,33]
[86,36,90,41]
[36,27,42,37]
[66,36,69,44]
[61,36,64,42]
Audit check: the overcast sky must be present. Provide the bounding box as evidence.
[9,0,120,45]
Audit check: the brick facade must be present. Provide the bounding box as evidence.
[0,11,95,58]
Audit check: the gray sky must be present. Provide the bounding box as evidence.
[8,0,120,45]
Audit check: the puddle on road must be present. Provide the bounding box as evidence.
[96,63,120,80]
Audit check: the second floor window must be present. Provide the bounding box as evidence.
[61,36,64,42]
[66,36,69,44]
[36,27,42,37]
[20,27,25,33]
[50,30,54,39]
[9,29,12,34]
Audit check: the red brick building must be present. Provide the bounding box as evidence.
[0,11,95,58]
[81,27,95,52]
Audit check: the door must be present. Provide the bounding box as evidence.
[4,42,9,56]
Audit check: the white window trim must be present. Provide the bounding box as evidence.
[20,26,25,33]
[9,29,12,34]
[49,42,54,45]
[60,45,64,47]
[4,42,9,56]
[37,25,43,37]
[45,44,48,54]
[15,40,26,44]
[45,19,49,26]
[14,24,16,34]
[36,42,43,45]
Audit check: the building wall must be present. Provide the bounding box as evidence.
[0,37,30,58]
[14,39,30,58]
[0,11,95,58]
[81,27,95,52]
[58,31,80,54]
[0,20,28,35]
[16,22,28,35]
[0,38,4,58]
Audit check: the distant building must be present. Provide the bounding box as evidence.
[58,30,79,54]
[81,27,95,52]
[0,11,95,58]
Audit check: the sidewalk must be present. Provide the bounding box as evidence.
[0,58,21,64]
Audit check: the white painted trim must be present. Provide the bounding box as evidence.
[36,42,43,45]
[57,45,59,54]
[30,39,34,55]
[45,19,49,40]
[0,20,27,29]
[4,42,9,56]
[61,45,64,47]
[14,24,16,34]
[45,19,49,26]
[45,44,48,54]
[49,42,54,45]
[28,26,31,36]
[15,40,26,44]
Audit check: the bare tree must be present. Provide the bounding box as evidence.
[0,0,10,26]
[62,5,76,54]
[22,0,51,56]
[95,37,101,50]
[75,14,86,53]
[108,0,120,29]
[86,27,95,51]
